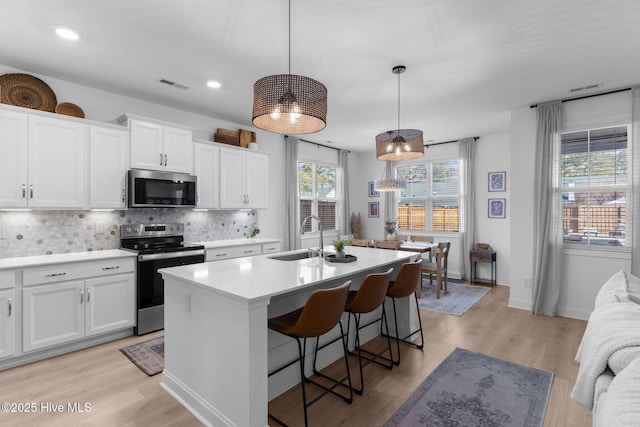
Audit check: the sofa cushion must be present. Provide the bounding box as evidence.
[595,270,640,308]
[609,346,640,375]
[594,357,640,427]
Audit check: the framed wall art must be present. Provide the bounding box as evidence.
[488,171,506,192]
[488,198,506,218]
[368,202,379,218]
[368,181,380,197]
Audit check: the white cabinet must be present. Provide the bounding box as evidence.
[0,269,16,360]
[219,148,268,209]
[0,110,87,209]
[89,126,128,209]
[262,241,282,255]
[22,258,135,352]
[194,142,220,208]
[206,244,262,261]
[128,118,193,173]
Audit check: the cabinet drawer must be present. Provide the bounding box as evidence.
[262,242,281,255]
[0,270,15,290]
[206,244,262,261]
[23,258,135,286]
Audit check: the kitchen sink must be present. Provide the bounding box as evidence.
[268,251,319,261]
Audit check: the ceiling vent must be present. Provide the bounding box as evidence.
[569,83,601,94]
[159,79,190,90]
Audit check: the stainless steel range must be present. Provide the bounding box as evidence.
[121,223,205,335]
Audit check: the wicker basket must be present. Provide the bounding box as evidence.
[55,102,85,118]
[0,73,57,112]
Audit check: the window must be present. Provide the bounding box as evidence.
[298,161,337,232]
[396,159,460,232]
[561,125,630,247]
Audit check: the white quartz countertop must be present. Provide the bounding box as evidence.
[194,238,281,249]
[160,246,419,302]
[0,249,136,270]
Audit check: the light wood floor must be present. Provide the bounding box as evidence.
[0,284,591,426]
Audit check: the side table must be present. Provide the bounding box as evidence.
[470,249,496,286]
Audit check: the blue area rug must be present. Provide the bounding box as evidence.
[418,280,491,316]
[383,348,553,427]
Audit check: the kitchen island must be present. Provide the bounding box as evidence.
[159,246,419,427]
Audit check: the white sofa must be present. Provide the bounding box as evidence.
[571,270,640,426]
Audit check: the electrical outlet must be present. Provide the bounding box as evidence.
[523,278,532,289]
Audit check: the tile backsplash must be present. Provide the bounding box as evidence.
[0,209,258,258]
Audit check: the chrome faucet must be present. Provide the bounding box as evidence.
[300,215,324,259]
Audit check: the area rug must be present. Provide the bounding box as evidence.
[418,281,491,316]
[119,337,164,376]
[383,348,553,427]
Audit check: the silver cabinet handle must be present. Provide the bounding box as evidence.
[22,184,26,199]
[30,185,34,199]
[160,153,164,166]
[243,250,254,254]
[45,272,67,278]
[86,289,91,303]
[102,266,120,271]
[164,154,168,166]
[215,253,227,257]
[8,299,11,317]
[80,289,84,304]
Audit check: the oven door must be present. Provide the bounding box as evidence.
[136,252,205,335]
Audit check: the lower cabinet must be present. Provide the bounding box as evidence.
[0,289,15,360]
[22,273,135,352]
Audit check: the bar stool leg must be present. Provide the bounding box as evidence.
[387,293,424,366]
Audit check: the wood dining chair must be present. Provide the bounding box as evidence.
[349,239,372,247]
[409,235,434,242]
[374,240,401,250]
[419,241,451,299]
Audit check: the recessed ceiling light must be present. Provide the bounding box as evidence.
[206,80,221,89]
[55,26,80,41]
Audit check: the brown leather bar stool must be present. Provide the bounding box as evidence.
[343,268,394,395]
[385,260,424,365]
[268,281,353,427]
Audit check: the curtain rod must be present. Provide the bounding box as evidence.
[292,136,350,153]
[529,87,632,108]
[424,136,479,147]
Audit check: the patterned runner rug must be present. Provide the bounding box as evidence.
[120,337,164,376]
[384,348,553,427]
[418,280,491,316]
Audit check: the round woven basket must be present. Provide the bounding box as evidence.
[55,102,85,118]
[0,73,57,112]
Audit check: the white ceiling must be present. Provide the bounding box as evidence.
[1,0,639,153]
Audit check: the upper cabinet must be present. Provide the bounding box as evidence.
[89,126,128,209]
[0,109,87,209]
[194,142,220,209]
[219,147,268,209]
[120,115,194,174]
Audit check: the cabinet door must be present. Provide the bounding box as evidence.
[219,148,248,208]
[27,116,87,208]
[245,152,268,208]
[194,143,219,208]
[85,274,135,337]
[0,111,29,208]
[89,126,128,208]
[164,126,194,173]
[0,290,15,360]
[23,281,85,352]
[130,120,164,171]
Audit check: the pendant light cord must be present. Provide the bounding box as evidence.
[287,0,291,89]
[397,69,401,135]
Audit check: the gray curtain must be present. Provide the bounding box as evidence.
[532,102,563,316]
[459,138,477,281]
[632,87,640,275]
[337,149,350,235]
[284,135,300,251]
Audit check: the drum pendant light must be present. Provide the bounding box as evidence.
[252,0,327,135]
[375,66,424,160]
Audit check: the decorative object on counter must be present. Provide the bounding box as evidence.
[488,171,506,192]
[55,102,85,118]
[213,127,256,147]
[0,73,57,112]
[385,219,397,241]
[252,0,327,135]
[351,212,362,239]
[326,253,357,263]
[375,66,424,161]
[248,142,258,150]
[333,238,345,258]
[249,226,260,240]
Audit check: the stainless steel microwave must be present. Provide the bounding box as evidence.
[128,169,197,208]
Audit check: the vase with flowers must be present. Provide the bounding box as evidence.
[384,219,397,241]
